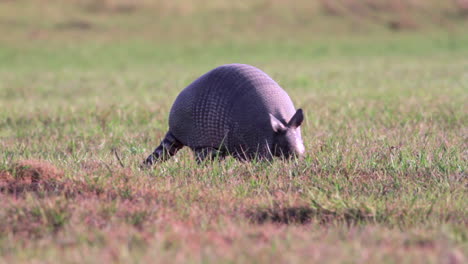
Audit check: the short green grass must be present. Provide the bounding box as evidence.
[0,1,467,263]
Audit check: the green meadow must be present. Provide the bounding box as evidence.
[0,1,467,263]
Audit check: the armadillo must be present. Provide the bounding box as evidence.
[144,63,304,164]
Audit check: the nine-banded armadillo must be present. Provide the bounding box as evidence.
[144,63,305,165]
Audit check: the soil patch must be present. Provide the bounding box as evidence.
[246,205,376,225]
[0,159,64,194]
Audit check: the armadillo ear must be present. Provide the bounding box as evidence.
[288,109,304,128]
[270,114,286,133]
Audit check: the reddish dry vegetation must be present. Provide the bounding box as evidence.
[1,159,64,182]
[0,159,133,199]
[0,158,465,262]
[0,159,64,193]
[0,160,315,239]
[318,0,468,30]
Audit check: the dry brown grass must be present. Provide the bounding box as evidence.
[317,0,443,30]
[0,160,64,194]
[10,159,64,183]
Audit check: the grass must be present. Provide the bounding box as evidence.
[0,0,467,263]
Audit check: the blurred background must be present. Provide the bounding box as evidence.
[1,0,467,128]
[1,0,467,57]
[2,0,468,39]
[1,0,467,117]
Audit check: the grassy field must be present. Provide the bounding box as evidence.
[0,0,467,263]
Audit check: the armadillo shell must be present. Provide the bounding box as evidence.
[169,63,296,159]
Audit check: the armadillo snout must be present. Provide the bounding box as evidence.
[294,142,305,158]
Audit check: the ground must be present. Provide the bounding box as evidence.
[0,0,467,263]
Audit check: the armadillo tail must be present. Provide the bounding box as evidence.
[143,131,184,166]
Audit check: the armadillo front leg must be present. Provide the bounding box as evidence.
[194,147,226,164]
[144,131,184,166]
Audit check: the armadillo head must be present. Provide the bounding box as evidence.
[270,109,305,159]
